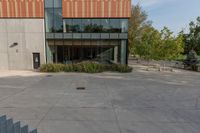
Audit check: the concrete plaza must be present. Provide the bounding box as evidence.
[0,69,200,133]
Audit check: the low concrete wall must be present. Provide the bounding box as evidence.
[0,19,46,70]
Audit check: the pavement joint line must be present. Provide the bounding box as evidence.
[40,119,117,122]
[0,76,46,103]
[103,80,123,133]
[35,77,75,128]
[173,108,200,125]
[152,98,200,125]
[54,121,200,123]
[0,85,25,89]
[53,106,112,108]
[0,87,27,102]
[35,97,61,128]
[195,97,200,109]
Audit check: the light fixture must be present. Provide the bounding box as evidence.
[10,42,18,48]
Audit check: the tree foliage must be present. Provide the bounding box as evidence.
[128,4,184,60]
[134,27,184,60]
[128,4,152,55]
[182,17,200,55]
[184,50,198,66]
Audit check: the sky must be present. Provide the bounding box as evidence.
[132,0,200,35]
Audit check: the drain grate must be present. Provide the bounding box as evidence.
[76,87,86,90]
[46,75,53,77]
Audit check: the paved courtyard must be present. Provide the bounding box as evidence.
[0,69,200,133]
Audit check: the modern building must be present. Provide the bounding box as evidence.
[0,0,131,70]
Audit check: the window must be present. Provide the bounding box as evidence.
[45,0,61,8]
[54,9,63,32]
[91,19,102,33]
[55,19,129,33]
[82,19,91,33]
[45,0,62,33]
[120,19,128,33]
[45,9,54,32]
[64,19,73,33]
[45,0,53,8]
[110,19,120,33]
[72,19,82,33]
[101,19,109,33]
[54,0,62,8]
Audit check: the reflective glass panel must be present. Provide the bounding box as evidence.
[45,9,54,32]
[60,19,129,33]
[110,19,120,33]
[82,19,91,33]
[54,9,63,32]
[72,19,82,33]
[64,19,73,33]
[91,19,102,33]
[54,0,62,8]
[120,19,128,33]
[101,19,110,33]
[45,0,53,8]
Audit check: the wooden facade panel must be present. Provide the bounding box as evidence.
[62,0,131,18]
[0,0,44,18]
[0,0,130,18]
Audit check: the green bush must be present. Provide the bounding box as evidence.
[115,64,133,73]
[104,64,133,73]
[40,63,65,72]
[63,64,74,72]
[40,62,132,73]
[71,62,104,73]
[79,62,104,73]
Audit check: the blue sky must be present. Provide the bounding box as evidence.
[132,0,200,35]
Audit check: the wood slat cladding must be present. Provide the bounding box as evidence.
[0,0,44,18]
[62,0,131,18]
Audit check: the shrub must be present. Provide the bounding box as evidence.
[73,62,104,73]
[40,64,65,72]
[63,64,74,72]
[115,64,133,73]
[183,50,199,71]
[105,64,133,73]
[84,62,104,73]
[40,62,132,73]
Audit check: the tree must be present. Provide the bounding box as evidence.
[128,4,152,55]
[128,5,184,60]
[183,17,200,54]
[134,26,160,60]
[184,49,198,66]
[158,27,184,60]
[134,26,184,60]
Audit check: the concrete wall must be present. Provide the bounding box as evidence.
[0,19,46,70]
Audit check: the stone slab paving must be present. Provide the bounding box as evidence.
[0,70,200,133]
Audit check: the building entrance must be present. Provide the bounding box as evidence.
[56,45,115,64]
[46,40,127,64]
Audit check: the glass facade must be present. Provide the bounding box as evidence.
[45,0,128,65]
[101,19,110,33]
[82,19,91,33]
[45,0,62,33]
[45,8,54,32]
[110,19,120,32]
[63,19,128,33]
[46,40,127,64]
[72,19,82,33]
